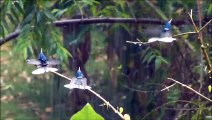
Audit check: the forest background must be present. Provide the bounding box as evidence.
[1,0,212,120]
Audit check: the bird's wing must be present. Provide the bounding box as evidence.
[32,67,58,74]
[32,67,46,74]
[148,37,160,42]
[47,59,60,65]
[46,67,58,72]
[81,78,87,87]
[26,59,41,65]
[158,37,176,42]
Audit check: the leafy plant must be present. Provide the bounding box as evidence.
[70,103,104,120]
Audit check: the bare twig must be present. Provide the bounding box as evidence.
[141,100,199,120]
[160,83,176,91]
[167,78,212,102]
[51,71,72,81]
[196,0,203,99]
[199,19,212,33]
[172,19,211,38]
[87,89,125,119]
[51,71,125,120]
[172,32,197,37]
[188,9,212,79]
[188,9,199,32]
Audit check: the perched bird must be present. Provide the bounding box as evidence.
[64,67,91,89]
[160,19,173,38]
[27,48,60,74]
[147,19,176,43]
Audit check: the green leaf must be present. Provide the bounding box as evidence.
[36,12,43,23]
[70,103,104,120]
[142,51,153,63]
[2,18,9,33]
[54,8,67,18]
[19,24,30,38]
[0,24,5,38]
[147,55,155,64]
[207,4,212,16]
[14,1,24,14]
[7,13,17,25]
[159,56,169,64]
[167,87,180,103]
[43,10,56,20]
[11,6,20,23]
[23,11,34,24]
[155,58,161,71]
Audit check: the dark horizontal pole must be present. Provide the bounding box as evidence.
[54,18,184,26]
[0,30,21,46]
[53,17,211,27]
[1,17,211,46]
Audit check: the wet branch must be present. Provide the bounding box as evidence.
[167,78,212,102]
[51,71,125,120]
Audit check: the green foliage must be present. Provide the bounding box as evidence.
[1,0,71,63]
[207,4,212,16]
[167,86,180,102]
[141,48,169,70]
[70,103,104,120]
[0,50,53,120]
[191,102,212,120]
[1,0,212,119]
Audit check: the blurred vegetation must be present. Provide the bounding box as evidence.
[1,0,212,120]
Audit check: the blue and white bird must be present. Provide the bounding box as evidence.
[160,19,173,38]
[147,19,176,43]
[64,67,91,90]
[27,48,60,74]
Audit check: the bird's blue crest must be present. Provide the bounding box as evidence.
[163,19,172,31]
[75,67,84,79]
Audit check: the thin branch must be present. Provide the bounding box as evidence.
[88,89,125,119]
[51,71,72,81]
[160,83,176,91]
[188,9,199,32]
[189,9,212,79]
[0,30,21,46]
[172,32,197,37]
[141,100,199,120]
[126,41,143,45]
[197,0,204,100]
[167,78,212,102]
[199,19,212,33]
[51,71,125,120]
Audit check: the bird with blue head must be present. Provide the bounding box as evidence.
[143,19,176,44]
[160,19,173,38]
[27,48,60,74]
[38,48,48,66]
[64,67,91,90]
[75,67,84,79]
